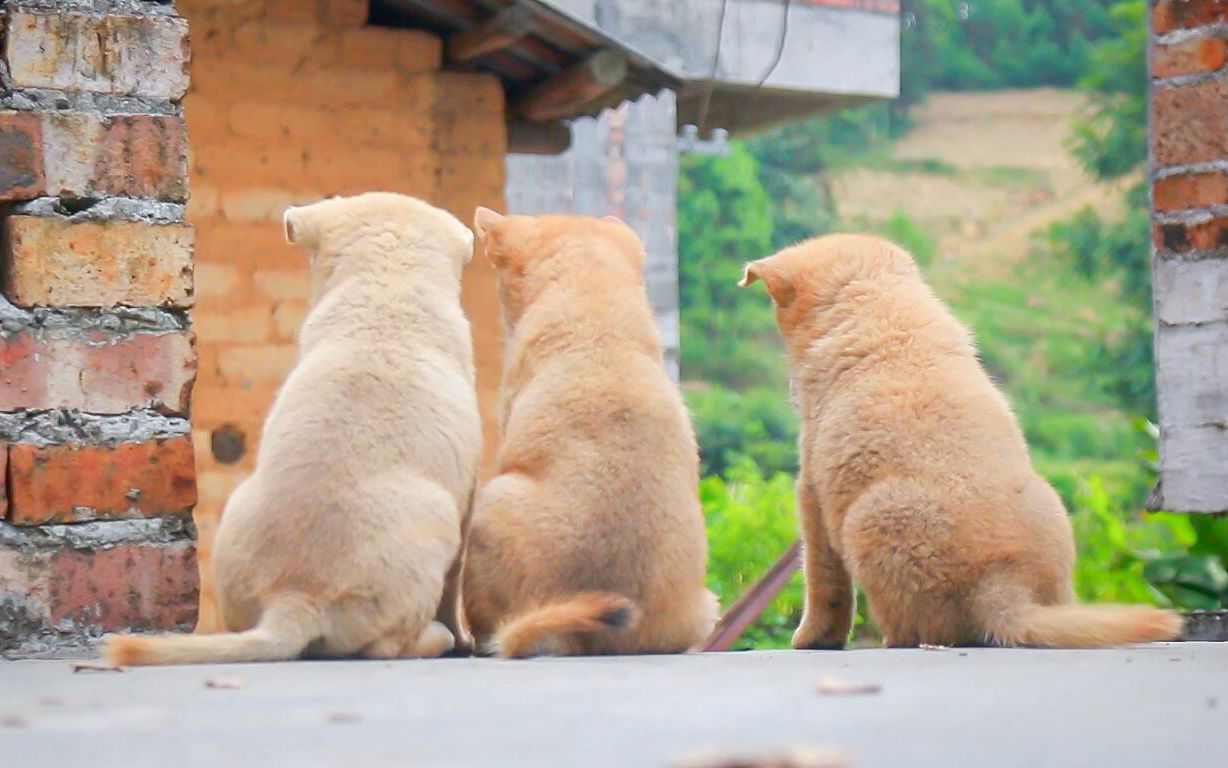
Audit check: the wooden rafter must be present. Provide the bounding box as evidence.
[447,4,537,63]
[513,49,628,122]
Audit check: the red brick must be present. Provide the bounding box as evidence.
[1153,216,1228,251]
[40,112,188,201]
[1154,36,1228,78]
[93,116,190,201]
[1154,1,1228,34]
[0,112,45,202]
[1152,77,1228,167]
[1154,171,1228,211]
[47,541,198,631]
[7,437,197,525]
[0,330,196,413]
[3,11,190,99]
[1,216,194,308]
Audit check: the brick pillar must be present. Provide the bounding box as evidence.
[1149,1,1228,513]
[0,1,198,656]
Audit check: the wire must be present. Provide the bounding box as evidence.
[695,0,729,136]
[735,0,793,134]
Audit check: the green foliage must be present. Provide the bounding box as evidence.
[701,460,803,649]
[1043,0,1153,414]
[902,0,1117,96]
[1069,476,1194,605]
[677,144,786,388]
[685,386,798,477]
[879,211,938,267]
[1070,0,1148,180]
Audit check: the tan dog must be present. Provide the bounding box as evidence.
[740,234,1183,649]
[463,209,717,658]
[106,193,482,665]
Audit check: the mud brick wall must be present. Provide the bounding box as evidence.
[1149,0,1228,513]
[0,0,199,656]
[178,0,507,630]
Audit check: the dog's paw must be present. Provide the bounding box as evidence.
[792,622,848,651]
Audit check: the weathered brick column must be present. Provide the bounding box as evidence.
[0,0,198,656]
[1149,1,1228,513]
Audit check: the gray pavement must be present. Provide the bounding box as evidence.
[2,642,1224,767]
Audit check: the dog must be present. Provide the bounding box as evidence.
[106,192,482,665]
[462,209,718,657]
[740,233,1183,648]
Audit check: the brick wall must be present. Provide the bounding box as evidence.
[179,0,507,629]
[1149,0,1228,513]
[1,1,199,655]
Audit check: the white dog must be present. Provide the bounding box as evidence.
[106,193,482,664]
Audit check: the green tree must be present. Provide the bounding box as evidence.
[677,144,785,389]
[1070,0,1148,179]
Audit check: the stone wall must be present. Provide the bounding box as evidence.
[0,0,198,655]
[1149,0,1228,513]
[180,0,507,629]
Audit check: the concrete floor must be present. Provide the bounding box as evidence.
[2,643,1224,767]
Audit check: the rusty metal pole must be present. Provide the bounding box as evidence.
[702,539,802,652]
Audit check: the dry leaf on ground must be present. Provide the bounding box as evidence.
[816,678,881,695]
[673,745,849,768]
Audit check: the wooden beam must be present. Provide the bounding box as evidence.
[514,49,628,122]
[507,119,572,155]
[447,5,537,63]
[701,540,802,652]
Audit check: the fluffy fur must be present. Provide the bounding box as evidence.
[740,233,1183,649]
[106,193,482,665]
[463,209,718,658]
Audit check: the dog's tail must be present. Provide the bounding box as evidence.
[104,595,322,666]
[976,581,1183,648]
[493,592,641,658]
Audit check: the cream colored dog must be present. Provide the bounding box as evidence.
[106,193,482,665]
[463,210,717,658]
[741,234,1183,649]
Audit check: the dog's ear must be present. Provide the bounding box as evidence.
[602,214,625,225]
[738,258,795,306]
[283,206,308,245]
[473,206,505,266]
[473,207,503,241]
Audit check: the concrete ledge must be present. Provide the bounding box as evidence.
[2,644,1224,766]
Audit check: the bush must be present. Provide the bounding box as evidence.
[1070,476,1194,606]
[686,386,799,477]
[702,460,803,649]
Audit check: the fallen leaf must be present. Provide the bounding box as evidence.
[71,661,124,673]
[673,746,848,768]
[204,677,247,690]
[0,715,27,729]
[327,712,362,724]
[39,696,65,707]
[816,677,881,695]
